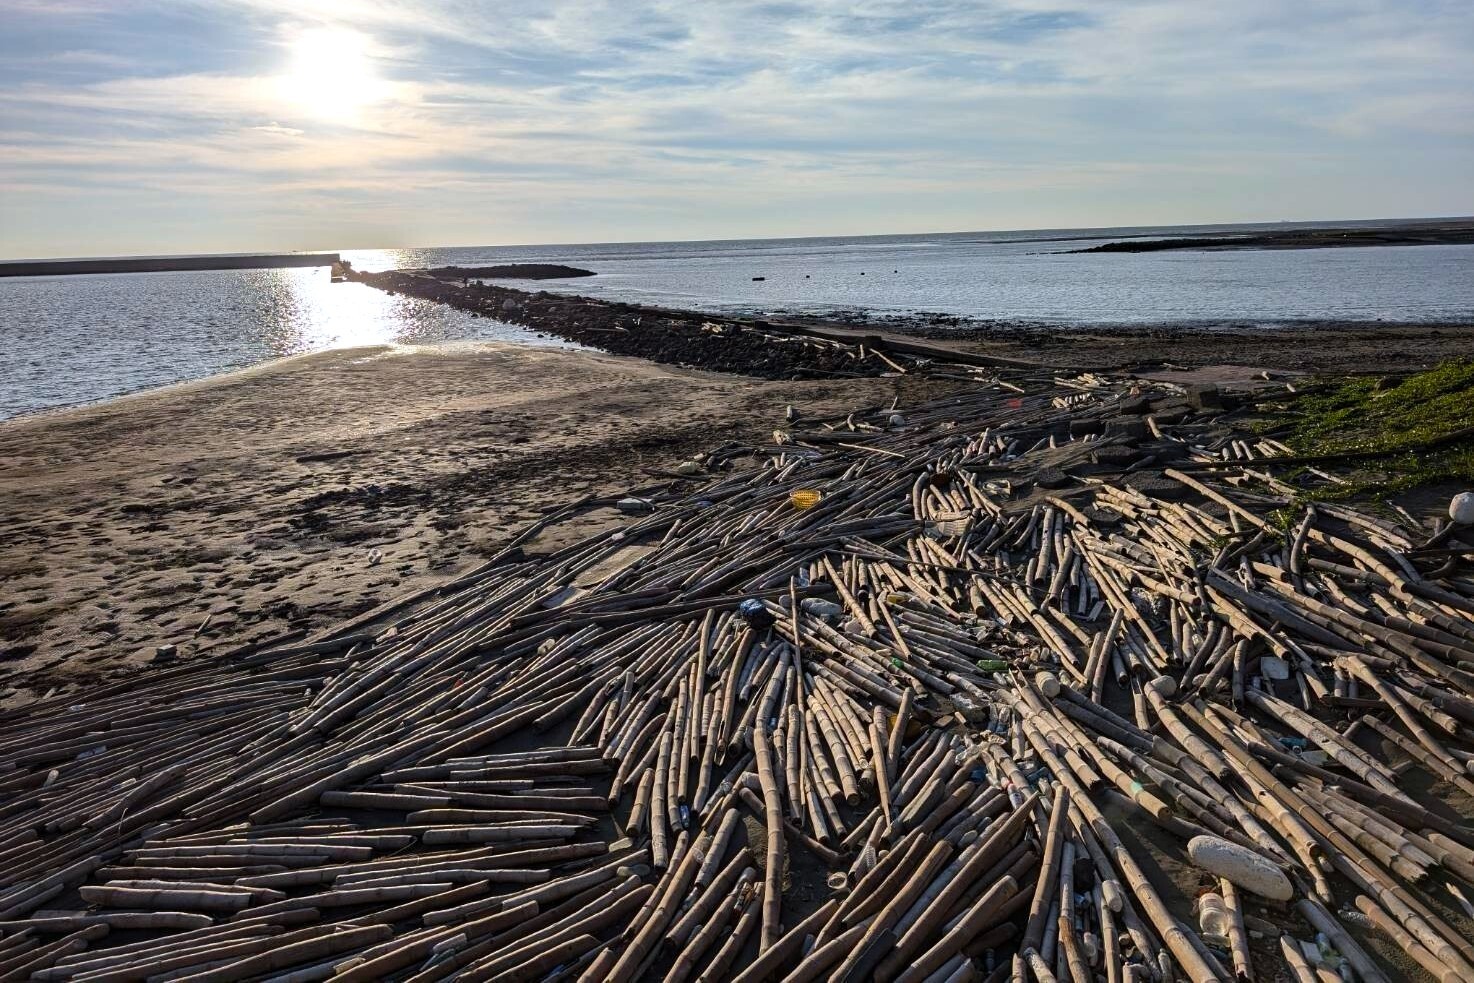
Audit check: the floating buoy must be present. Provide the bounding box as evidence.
[1034,671,1060,698]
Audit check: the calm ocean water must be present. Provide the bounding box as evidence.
[3,219,1472,419]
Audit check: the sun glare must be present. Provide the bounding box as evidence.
[279,27,383,120]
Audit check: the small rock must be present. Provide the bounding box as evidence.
[1451,492,1474,526]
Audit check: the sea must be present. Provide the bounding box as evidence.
[3,218,1473,420]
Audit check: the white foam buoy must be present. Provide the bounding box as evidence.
[1451,492,1474,526]
[1259,655,1291,681]
[1145,675,1177,698]
[1187,835,1293,901]
[1034,671,1061,698]
[800,598,844,618]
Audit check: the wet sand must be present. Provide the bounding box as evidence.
[0,342,952,706]
[884,321,1474,374]
[831,321,1474,374]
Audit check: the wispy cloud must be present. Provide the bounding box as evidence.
[1,0,1470,257]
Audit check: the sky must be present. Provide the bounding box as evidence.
[1,1,1471,259]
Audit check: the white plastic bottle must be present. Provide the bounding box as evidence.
[1197,891,1229,938]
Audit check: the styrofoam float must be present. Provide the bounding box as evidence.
[1187,835,1293,901]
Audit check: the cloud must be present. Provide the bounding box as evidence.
[249,122,305,137]
[1,0,1471,257]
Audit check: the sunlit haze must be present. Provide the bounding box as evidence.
[278,27,387,121]
[1,0,1471,259]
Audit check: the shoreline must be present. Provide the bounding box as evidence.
[352,266,1474,377]
[8,316,1473,425]
[0,344,399,427]
[2,288,1474,424]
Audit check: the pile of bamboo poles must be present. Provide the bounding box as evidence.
[3,368,1474,981]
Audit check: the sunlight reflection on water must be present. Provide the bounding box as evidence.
[0,265,562,419]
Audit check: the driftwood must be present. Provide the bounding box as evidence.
[2,366,1474,981]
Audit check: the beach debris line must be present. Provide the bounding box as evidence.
[2,369,1474,981]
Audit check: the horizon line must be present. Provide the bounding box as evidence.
[3,212,1472,265]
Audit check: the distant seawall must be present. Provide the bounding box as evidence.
[0,253,341,278]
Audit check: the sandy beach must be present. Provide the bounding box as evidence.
[0,342,951,706]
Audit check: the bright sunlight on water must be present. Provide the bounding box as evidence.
[0,264,560,419]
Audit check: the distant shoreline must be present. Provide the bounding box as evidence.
[1062,218,1474,253]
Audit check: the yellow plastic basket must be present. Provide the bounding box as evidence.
[790,488,823,510]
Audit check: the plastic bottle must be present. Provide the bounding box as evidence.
[1197,891,1229,937]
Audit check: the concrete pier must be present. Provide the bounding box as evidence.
[0,253,341,278]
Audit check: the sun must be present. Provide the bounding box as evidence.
[279,27,384,120]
